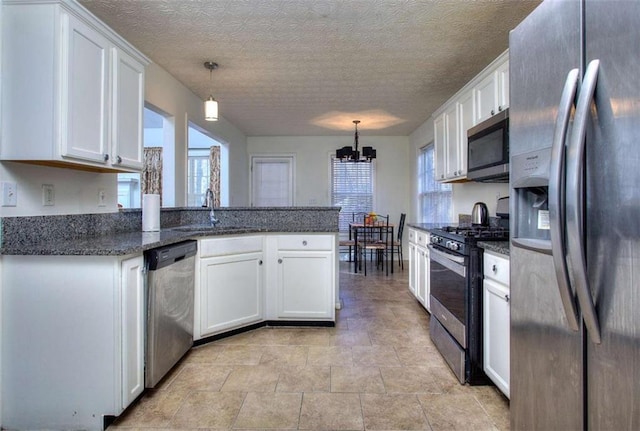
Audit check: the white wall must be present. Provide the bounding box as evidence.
[247,135,411,226]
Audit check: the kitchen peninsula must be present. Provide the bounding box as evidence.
[1,207,339,430]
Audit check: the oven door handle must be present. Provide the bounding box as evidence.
[428,245,466,278]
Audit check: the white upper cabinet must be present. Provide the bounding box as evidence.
[1,0,149,172]
[433,112,447,181]
[433,50,508,182]
[474,53,509,124]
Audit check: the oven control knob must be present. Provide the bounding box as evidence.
[447,241,460,251]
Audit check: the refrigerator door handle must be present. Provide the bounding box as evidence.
[566,59,602,344]
[549,68,581,332]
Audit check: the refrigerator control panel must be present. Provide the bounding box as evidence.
[511,148,551,188]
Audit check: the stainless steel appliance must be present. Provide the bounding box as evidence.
[429,226,509,384]
[466,108,509,182]
[145,240,197,388]
[510,1,640,428]
[471,202,489,226]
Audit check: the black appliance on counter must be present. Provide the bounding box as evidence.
[428,225,509,384]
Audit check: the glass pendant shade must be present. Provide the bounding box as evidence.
[205,96,218,121]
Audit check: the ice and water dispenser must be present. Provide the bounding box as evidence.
[511,148,554,253]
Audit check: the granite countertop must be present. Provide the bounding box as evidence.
[478,241,510,256]
[0,225,339,256]
[0,207,341,256]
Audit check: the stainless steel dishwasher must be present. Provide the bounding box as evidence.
[144,240,197,388]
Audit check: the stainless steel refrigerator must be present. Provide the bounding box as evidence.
[509,0,640,429]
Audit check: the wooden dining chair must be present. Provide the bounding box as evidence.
[388,213,406,270]
[357,213,390,276]
[338,212,366,262]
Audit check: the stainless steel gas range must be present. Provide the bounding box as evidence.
[428,226,509,384]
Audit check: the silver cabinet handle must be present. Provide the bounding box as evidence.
[116,155,122,164]
[549,68,581,332]
[566,59,601,344]
[103,154,109,162]
[302,240,308,246]
[278,258,283,264]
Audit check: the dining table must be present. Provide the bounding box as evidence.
[348,221,395,275]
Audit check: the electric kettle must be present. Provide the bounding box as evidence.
[471,202,489,226]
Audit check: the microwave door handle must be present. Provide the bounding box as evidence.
[566,60,602,344]
[549,68,581,332]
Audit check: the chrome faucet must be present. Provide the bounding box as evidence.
[202,188,219,226]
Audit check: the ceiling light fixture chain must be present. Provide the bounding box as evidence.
[204,61,219,121]
[336,120,376,162]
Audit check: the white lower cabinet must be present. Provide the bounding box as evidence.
[196,236,264,339]
[408,228,430,312]
[483,250,510,398]
[120,255,145,408]
[1,254,144,430]
[195,233,336,339]
[274,234,335,320]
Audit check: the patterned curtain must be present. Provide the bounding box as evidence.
[142,147,163,204]
[209,146,221,207]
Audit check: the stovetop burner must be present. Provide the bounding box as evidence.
[437,225,510,239]
[430,225,509,255]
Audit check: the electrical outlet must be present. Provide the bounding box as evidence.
[98,189,107,207]
[42,184,55,206]
[1,182,17,207]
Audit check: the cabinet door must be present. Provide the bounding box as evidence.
[457,90,474,178]
[121,255,144,409]
[496,60,509,112]
[483,278,510,398]
[408,242,417,295]
[416,246,427,306]
[200,252,263,336]
[276,251,334,319]
[111,48,145,170]
[433,113,447,181]
[60,12,110,164]
[444,104,459,179]
[474,71,498,124]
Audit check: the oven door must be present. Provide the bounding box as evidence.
[428,245,467,347]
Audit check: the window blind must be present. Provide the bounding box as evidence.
[331,157,375,233]
[418,144,452,223]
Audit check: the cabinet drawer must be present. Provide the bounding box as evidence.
[199,236,263,258]
[483,250,510,286]
[416,230,429,247]
[408,229,417,244]
[277,234,334,251]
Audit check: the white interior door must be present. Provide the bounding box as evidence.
[251,156,294,207]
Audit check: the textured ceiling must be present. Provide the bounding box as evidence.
[78,0,540,136]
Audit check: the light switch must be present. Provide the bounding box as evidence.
[42,184,55,206]
[1,182,17,207]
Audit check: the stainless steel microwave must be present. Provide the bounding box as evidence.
[466,109,509,182]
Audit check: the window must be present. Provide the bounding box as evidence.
[187,149,211,207]
[418,144,452,223]
[331,156,375,233]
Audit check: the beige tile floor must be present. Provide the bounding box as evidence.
[109,261,510,430]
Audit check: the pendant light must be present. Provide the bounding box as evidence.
[336,120,376,162]
[204,61,219,121]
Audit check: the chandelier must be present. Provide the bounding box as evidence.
[336,120,376,162]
